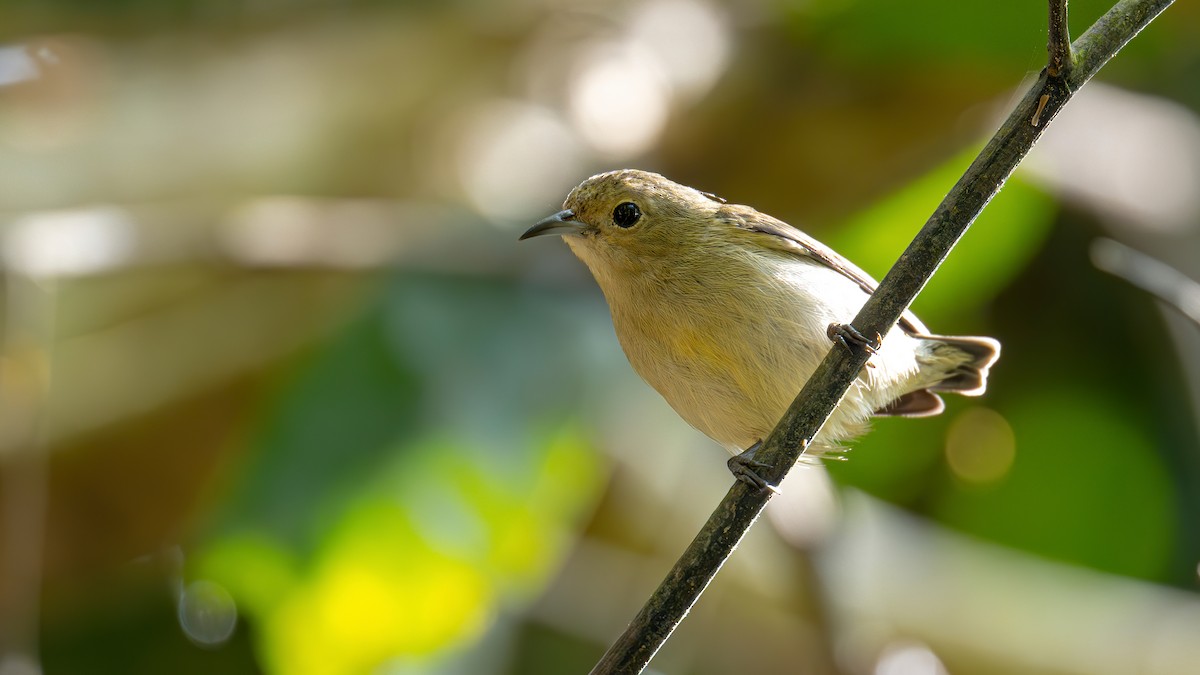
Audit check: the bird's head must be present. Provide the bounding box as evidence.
[521,169,728,278]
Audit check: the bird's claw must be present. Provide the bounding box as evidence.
[827,322,881,356]
[727,442,780,493]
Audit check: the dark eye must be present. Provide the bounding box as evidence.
[612,202,641,228]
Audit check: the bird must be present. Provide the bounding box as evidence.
[521,169,999,488]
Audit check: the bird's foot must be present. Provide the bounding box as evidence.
[827,322,881,357]
[727,441,780,493]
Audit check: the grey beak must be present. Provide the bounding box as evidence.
[520,210,587,240]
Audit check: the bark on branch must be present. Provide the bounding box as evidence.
[589,1,1176,673]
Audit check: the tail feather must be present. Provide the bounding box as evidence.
[875,389,945,417]
[916,334,1001,396]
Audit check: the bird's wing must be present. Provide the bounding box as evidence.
[719,203,927,335]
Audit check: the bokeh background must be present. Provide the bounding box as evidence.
[1,1,1199,674]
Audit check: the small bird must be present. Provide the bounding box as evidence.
[521,169,999,488]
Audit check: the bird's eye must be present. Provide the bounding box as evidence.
[612,202,641,228]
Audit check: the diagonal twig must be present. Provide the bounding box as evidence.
[589,1,1176,673]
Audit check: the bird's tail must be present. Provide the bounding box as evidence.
[915,334,1002,396]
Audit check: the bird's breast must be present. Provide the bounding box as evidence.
[603,266,833,449]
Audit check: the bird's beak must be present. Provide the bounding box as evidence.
[520,210,587,240]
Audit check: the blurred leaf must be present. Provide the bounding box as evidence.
[196,274,606,674]
[263,496,494,675]
[210,291,422,549]
[833,151,1056,328]
[201,426,600,675]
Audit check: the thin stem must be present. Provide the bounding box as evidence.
[1091,238,1200,328]
[1049,0,1074,77]
[588,1,1176,673]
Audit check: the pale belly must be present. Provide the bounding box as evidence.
[609,263,923,454]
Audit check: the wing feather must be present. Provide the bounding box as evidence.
[718,204,927,335]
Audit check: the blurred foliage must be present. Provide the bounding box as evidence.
[193,277,605,674]
[832,150,1057,325]
[827,153,1187,583]
[1,1,1198,674]
[791,0,1170,69]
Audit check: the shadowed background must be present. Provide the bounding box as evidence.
[1,1,1199,674]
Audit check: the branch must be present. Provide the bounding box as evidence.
[588,1,1176,673]
[1048,0,1074,77]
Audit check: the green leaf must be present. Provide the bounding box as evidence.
[832,151,1056,327]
